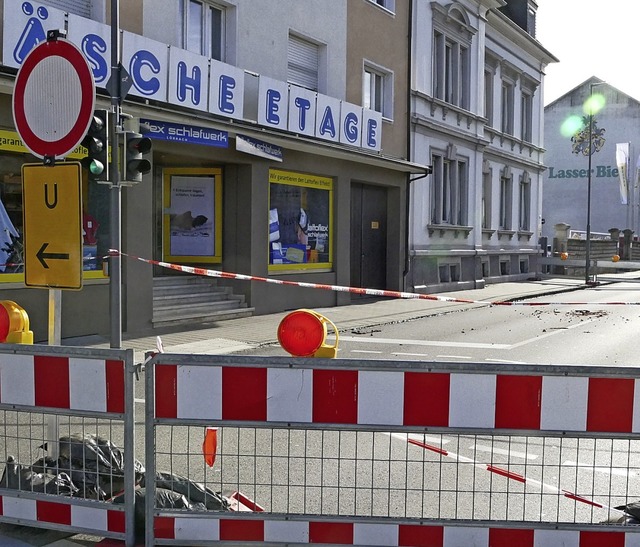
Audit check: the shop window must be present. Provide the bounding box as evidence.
[0,133,108,283]
[162,168,223,264]
[268,169,333,271]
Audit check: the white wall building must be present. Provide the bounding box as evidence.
[408,0,557,293]
[543,77,640,245]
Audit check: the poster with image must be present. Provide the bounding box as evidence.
[168,175,215,257]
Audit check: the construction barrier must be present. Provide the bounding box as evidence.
[0,344,137,546]
[143,354,640,546]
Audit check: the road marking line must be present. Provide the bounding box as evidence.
[563,460,635,477]
[338,335,510,349]
[472,444,538,460]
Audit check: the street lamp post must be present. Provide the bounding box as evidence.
[584,82,604,284]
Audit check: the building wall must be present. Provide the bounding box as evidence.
[143,0,348,99]
[543,79,640,243]
[0,0,415,340]
[346,0,409,159]
[407,0,555,293]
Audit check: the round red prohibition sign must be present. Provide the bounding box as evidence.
[12,38,95,160]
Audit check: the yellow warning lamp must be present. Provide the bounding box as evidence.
[560,252,569,260]
[612,254,620,262]
[0,301,34,344]
[277,309,339,358]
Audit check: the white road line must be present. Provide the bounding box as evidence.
[563,460,635,477]
[473,444,538,460]
[436,354,472,360]
[339,320,596,352]
[338,335,510,349]
[485,358,528,364]
[351,349,383,354]
[508,319,595,348]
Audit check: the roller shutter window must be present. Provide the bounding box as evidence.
[288,34,318,92]
[44,0,91,18]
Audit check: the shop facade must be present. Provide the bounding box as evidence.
[0,0,423,340]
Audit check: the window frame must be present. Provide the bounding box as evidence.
[430,148,468,226]
[432,4,475,110]
[520,89,533,142]
[367,0,396,13]
[482,162,492,229]
[519,172,531,231]
[363,62,394,120]
[268,169,334,272]
[501,79,515,135]
[162,168,223,264]
[287,33,320,92]
[181,0,225,61]
[499,169,513,230]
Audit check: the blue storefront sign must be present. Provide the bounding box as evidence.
[140,118,228,148]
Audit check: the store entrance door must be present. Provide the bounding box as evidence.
[350,183,387,294]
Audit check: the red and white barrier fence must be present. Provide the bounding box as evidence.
[145,354,640,545]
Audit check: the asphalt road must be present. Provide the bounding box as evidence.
[242,281,640,367]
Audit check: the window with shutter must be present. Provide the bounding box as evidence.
[43,0,91,18]
[288,34,319,92]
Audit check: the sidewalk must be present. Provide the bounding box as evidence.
[0,277,589,546]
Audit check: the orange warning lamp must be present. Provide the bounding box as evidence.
[277,309,339,358]
[0,301,34,344]
[560,252,568,260]
[612,254,620,262]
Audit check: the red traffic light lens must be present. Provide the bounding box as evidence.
[278,310,327,357]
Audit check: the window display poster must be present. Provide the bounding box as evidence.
[268,169,332,266]
[168,175,216,257]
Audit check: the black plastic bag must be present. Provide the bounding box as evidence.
[43,434,145,499]
[0,455,78,496]
[140,471,229,511]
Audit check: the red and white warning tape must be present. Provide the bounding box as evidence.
[403,435,625,517]
[110,250,640,307]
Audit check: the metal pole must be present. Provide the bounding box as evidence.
[110,0,122,348]
[585,105,593,284]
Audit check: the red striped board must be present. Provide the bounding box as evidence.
[0,354,126,414]
[0,495,126,536]
[152,516,638,546]
[152,362,640,435]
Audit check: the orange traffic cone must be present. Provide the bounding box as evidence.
[202,427,218,468]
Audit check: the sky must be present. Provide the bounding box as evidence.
[536,0,640,105]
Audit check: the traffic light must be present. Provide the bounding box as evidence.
[81,109,109,183]
[123,131,152,184]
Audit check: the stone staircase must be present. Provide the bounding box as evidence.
[152,276,254,328]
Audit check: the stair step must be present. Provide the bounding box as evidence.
[152,307,255,328]
[154,292,242,307]
[153,299,247,320]
[152,276,252,327]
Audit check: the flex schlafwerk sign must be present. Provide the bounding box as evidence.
[2,0,382,152]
